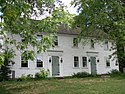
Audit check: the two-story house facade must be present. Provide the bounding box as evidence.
[8,28,119,78]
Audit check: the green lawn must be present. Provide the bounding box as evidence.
[0,77,125,94]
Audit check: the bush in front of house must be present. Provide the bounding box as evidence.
[109,69,125,78]
[72,72,91,78]
[35,69,49,79]
[17,74,33,81]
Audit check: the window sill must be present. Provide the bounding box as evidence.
[81,67,88,69]
[19,67,29,69]
[73,67,80,69]
[35,67,44,69]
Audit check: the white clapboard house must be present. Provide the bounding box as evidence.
[3,27,119,78]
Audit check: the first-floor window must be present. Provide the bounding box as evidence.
[106,57,110,67]
[74,56,79,67]
[37,58,43,67]
[21,56,28,67]
[82,57,87,67]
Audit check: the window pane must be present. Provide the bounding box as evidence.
[74,56,78,61]
[91,39,94,48]
[104,41,109,50]
[82,57,87,67]
[21,57,28,67]
[74,56,79,67]
[73,38,78,47]
[54,36,58,46]
[37,59,43,67]
[106,57,110,67]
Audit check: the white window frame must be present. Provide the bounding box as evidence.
[90,39,94,49]
[73,38,78,47]
[73,56,79,68]
[53,36,58,46]
[36,58,43,68]
[21,56,28,67]
[82,57,87,67]
[105,57,110,67]
[104,41,109,50]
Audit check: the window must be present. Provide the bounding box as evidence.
[104,41,109,50]
[37,34,43,43]
[54,36,58,46]
[82,57,87,67]
[0,38,3,49]
[21,56,28,67]
[73,38,78,47]
[21,38,25,42]
[91,39,94,48]
[37,58,43,67]
[106,57,110,67]
[74,56,79,67]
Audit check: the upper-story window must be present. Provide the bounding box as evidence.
[90,39,94,49]
[74,56,79,67]
[54,36,58,46]
[73,38,78,47]
[105,57,110,67]
[21,56,28,67]
[104,41,109,50]
[21,38,25,42]
[0,38,3,49]
[37,34,43,43]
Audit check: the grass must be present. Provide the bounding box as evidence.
[0,77,125,94]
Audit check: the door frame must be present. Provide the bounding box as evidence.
[90,57,97,75]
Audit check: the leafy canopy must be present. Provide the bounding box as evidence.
[0,0,74,65]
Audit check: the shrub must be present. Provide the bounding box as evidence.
[17,74,33,81]
[27,74,33,79]
[35,69,49,79]
[72,72,91,78]
[109,69,121,75]
[109,69,125,79]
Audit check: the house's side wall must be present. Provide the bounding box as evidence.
[8,34,119,78]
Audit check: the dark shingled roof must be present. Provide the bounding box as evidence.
[58,25,80,35]
[58,24,108,38]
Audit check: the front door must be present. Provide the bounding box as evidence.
[52,56,60,76]
[91,57,97,75]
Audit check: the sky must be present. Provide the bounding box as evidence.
[61,0,77,14]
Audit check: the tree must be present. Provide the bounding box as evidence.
[0,48,15,81]
[72,0,125,72]
[0,0,72,65]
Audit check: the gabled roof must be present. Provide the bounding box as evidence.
[58,24,108,39]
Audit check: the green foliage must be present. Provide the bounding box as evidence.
[72,0,125,71]
[35,69,49,79]
[110,69,121,75]
[72,72,91,78]
[0,48,15,81]
[0,0,74,65]
[109,69,125,79]
[17,74,33,81]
